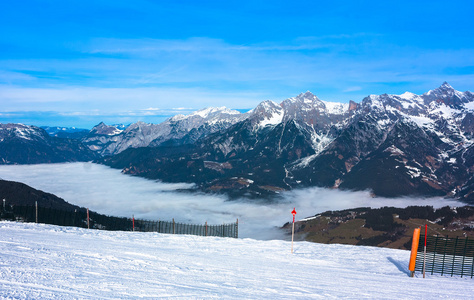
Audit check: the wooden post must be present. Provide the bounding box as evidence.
[205,221,208,236]
[173,218,175,234]
[409,227,421,277]
[132,215,135,232]
[236,218,239,239]
[35,201,38,223]
[87,208,90,229]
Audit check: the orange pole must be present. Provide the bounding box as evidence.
[409,227,421,277]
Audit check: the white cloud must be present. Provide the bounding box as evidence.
[0,163,464,240]
[2,36,474,115]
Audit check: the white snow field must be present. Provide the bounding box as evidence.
[1,222,473,299]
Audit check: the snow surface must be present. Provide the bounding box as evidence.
[322,101,349,115]
[1,222,472,299]
[259,109,284,127]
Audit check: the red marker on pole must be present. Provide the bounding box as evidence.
[291,208,297,254]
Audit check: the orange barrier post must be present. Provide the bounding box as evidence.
[409,227,421,277]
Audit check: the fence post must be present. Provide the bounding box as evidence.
[87,208,90,229]
[461,237,468,278]
[441,236,449,276]
[35,201,38,223]
[431,235,439,275]
[236,219,239,238]
[132,215,135,232]
[205,221,208,236]
[451,237,459,277]
[471,243,474,278]
[173,218,175,234]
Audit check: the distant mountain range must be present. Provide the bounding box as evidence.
[0,123,97,164]
[1,83,473,201]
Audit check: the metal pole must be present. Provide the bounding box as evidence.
[291,208,297,254]
[423,224,427,278]
[291,220,295,254]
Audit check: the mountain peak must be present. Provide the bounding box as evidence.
[296,91,321,102]
[90,122,123,135]
[421,82,471,107]
[440,81,453,90]
[249,100,284,128]
[427,82,456,95]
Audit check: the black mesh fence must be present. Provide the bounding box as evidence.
[1,204,238,238]
[415,235,474,278]
[133,219,238,238]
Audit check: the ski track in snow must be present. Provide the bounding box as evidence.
[1,222,473,299]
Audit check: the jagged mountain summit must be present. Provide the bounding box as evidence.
[81,107,248,156]
[99,83,474,201]
[2,83,473,201]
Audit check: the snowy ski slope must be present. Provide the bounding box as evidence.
[0,221,473,299]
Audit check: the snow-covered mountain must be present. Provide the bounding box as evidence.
[82,107,248,156]
[291,82,474,199]
[0,123,97,164]
[2,83,474,200]
[101,83,474,201]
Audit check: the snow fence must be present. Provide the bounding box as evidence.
[414,234,474,278]
[1,204,238,238]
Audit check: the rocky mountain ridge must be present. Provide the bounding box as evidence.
[2,83,473,201]
[0,123,97,164]
[100,83,474,201]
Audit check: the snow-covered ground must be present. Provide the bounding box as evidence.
[1,222,472,299]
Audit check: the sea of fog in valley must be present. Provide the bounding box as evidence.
[0,162,465,239]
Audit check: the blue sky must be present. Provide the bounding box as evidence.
[1,0,473,128]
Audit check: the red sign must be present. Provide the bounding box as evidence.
[291,208,297,222]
